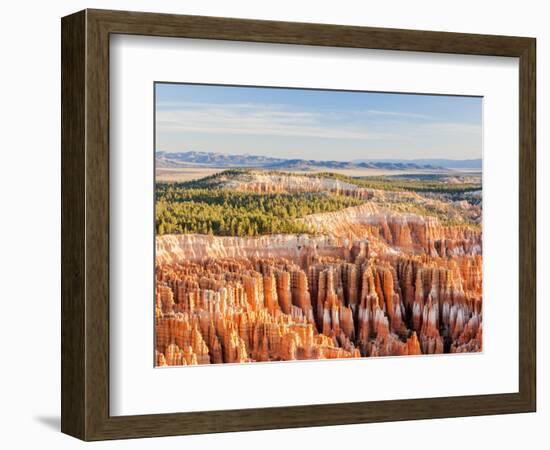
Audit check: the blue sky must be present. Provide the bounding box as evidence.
[155,83,482,161]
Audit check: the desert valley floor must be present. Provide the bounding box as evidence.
[154,167,482,366]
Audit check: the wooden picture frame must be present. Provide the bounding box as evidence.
[61,8,536,441]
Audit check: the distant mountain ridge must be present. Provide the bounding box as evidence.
[156,151,451,171]
[353,158,482,169]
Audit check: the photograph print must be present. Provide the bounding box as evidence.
[154,83,482,367]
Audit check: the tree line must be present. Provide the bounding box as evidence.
[155,187,363,236]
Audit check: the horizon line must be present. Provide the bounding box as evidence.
[155,149,481,162]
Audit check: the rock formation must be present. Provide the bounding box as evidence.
[155,239,482,365]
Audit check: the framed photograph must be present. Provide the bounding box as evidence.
[61,9,536,441]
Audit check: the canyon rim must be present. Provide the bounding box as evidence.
[154,83,483,367]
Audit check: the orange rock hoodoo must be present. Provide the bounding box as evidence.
[155,233,482,366]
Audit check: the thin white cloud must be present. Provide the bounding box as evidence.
[365,109,434,120]
[157,101,265,110]
[155,101,481,158]
[156,104,390,141]
[412,121,482,135]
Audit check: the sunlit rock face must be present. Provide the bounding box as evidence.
[298,203,482,257]
[155,231,482,366]
[217,171,374,198]
[156,234,350,266]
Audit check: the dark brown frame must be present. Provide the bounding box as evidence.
[61,8,536,441]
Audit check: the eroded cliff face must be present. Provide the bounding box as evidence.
[156,203,482,266]
[221,171,370,197]
[156,234,350,266]
[298,203,482,257]
[155,235,482,366]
